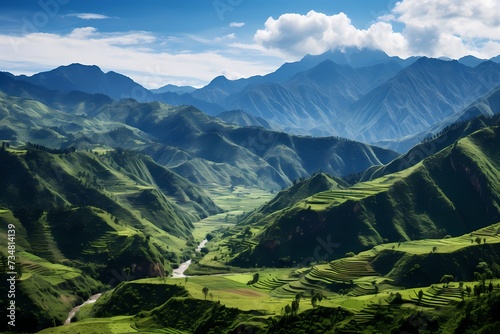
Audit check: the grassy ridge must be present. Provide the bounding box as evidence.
[228,127,500,268]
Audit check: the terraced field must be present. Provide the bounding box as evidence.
[408,285,463,308]
[26,220,66,263]
[306,255,378,285]
[252,276,296,291]
[371,222,500,255]
[17,251,84,286]
[301,168,415,210]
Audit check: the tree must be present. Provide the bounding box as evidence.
[291,300,299,315]
[247,272,260,285]
[209,292,214,301]
[202,287,209,300]
[466,285,472,297]
[253,273,260,284]
[311,294,318,308]
[185,276,188,285]
[488,282,494,294]
[311,292,324,308]
[473,284,481,299]
[432,246,437,252]
[284,304,291,316]
[244,227,253,237]
[295,292,302,303]
[417,290,424,304]
[440,274,454,287]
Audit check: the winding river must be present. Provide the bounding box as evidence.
[64,293,102,325]
[65,238,208,323]
[172,238,208,277]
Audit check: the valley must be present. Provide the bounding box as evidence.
[0,50,500,333]
[36,222,500,334]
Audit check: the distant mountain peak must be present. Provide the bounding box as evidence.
[301,47,394,68]
[14,63,150,101]
[52,63,104,74]
[210,75,230,84]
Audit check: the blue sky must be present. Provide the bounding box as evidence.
[1,0,499,87]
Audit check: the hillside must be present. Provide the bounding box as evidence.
[240,173,349,224]
[90,100,399,190]
[216,110,272,129]
[222,60,402,136]
[342,58,500,146]
[0,145,225,331]
[0,146,221,254]
[0,72,112,116]
[363,108,500,182]
[228,126,500,267]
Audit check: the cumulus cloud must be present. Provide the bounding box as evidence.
[253,1,500,59]
[0,28,278,88]
[66,13,113,20]
[392,0,500,58]
[254,11,407,58]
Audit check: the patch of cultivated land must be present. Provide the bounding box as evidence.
[203,184,275,213]
[300,168,415,210]
[371,222,500,255]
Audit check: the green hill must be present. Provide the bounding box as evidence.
[251,173,350,218]
[92,100,399,190]
[0,145,225,331]
[228,126,500,267]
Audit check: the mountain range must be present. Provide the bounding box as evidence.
[0,75,399,190]
[8,48,500,154]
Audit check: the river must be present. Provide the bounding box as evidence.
[172,238,207,277]
[65,238,208,323]
[64,293,102,325]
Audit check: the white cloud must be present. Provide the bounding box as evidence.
[0,28,279,88]
[253,2,500,60]
[391,0,500,58]
[254,11,407,58]
[215,33,236,42]
[229,22,245,28]
[66,13,113,20]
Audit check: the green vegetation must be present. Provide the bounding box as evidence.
[0,146,223,332]
[226,127,500,268]
[1,81,499,333]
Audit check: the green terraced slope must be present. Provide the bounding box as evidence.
[229,126,500,268]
